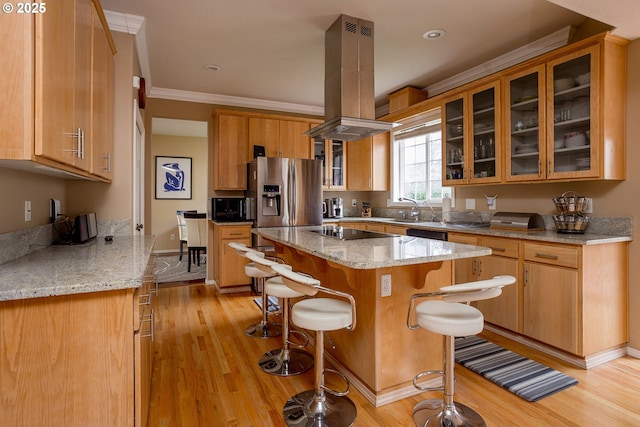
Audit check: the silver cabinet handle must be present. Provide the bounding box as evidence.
[141,309,154,341]
[102,153,112,172]
[534,252,559,260]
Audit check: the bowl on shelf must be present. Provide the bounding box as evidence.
[554,138,564,149]
[574,72,590,86]
[515,143,537,154]
[576,157,590,170]
[554,78,575,92]
[564,131,588,148]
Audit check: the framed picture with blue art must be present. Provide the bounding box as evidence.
[155,156,192,199]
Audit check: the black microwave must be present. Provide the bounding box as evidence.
[211,197,246,222]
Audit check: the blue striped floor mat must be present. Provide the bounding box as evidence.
[455,335,578,402]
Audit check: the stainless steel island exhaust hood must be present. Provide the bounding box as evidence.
[305,14,397,142]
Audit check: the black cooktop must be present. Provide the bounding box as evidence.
[309,226,394,240]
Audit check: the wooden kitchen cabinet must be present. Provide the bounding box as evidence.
[347,132,390,191]
[212,111,249,190]
[442,80,501,186]
[448,232,627,363]
[449,233,519,331]
[0,288,147,426]
[90,7,115,179]
[505,34,627,182]
[315,139,347,190]
[0,0,115,182]
[522,241,627,358]
[248,117,314,159]
[212,223,252,288]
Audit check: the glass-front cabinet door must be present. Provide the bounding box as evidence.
[505,65,546,182]
[443,81,500,185]
[443,95,466,185]
[546,45,598,179]
[314,139,346,189]
[469,82,500,183]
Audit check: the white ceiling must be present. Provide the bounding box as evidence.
[101,0,638,118]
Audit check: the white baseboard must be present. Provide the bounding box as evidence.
[627,346,640,359]
[484,325,628,369]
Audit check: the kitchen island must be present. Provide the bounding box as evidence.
[254,225,491,406]
[0,235,156,427]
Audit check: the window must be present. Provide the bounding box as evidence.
[391,108,452,206]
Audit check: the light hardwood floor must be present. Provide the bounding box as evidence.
[148,282,640,427]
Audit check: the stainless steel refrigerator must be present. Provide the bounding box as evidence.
[246,157,323,229]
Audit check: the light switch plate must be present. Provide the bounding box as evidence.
[465,198,475,210]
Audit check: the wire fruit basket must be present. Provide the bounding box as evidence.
[552,191,590,234]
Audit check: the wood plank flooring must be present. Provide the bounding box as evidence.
[148,282,640,427]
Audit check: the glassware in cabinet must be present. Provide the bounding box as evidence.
[505,65,545,181]
[470,83,499,182]
[547,47,596,178]
[443,96,466,183]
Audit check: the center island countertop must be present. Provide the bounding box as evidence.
[254,225,491,270]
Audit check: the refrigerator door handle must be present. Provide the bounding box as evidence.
[289,161,296,224]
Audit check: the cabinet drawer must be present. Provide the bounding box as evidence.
[481,236,519,259]
[448,233,478,245]
[523,242,578,268]
[219,226,251,239]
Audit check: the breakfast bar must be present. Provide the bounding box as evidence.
[254,225,491,406]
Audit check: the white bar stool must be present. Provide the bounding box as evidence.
[272,264,357,427]
[228,242,281,338]
[246,251,314,376]
[407,275,516,427]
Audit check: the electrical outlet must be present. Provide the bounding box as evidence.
[170,233,176,241]
[584,199,593,213]
[352,198,357,207]
[24,201,31,222]
[381,274,392,297]
[466,198,475,210]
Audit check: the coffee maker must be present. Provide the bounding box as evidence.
[331,197,344,218]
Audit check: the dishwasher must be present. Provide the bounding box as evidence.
[406,228,448,241]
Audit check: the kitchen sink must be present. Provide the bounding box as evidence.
[445,222,490,229]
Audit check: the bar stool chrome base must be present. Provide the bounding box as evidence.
[258,348,313,376]
[244,321,281,338]
[283,390,357,427]
[413,399,486,426]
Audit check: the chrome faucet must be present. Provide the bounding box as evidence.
[399,196,437,222]
[399,197,420,221]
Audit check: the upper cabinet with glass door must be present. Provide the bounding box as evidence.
[546,46,598,179]
[469,82,500,183]
[505,65,546,182]
[314,139,347,190]
[443,80,500,185]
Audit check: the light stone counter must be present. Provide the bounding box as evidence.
[0,235,155,301]
[329,217,632,245]
[254,225,491,269]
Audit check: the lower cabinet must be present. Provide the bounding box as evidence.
[450,232,628,359]
[449,234,519,331]
[212,223,252,288]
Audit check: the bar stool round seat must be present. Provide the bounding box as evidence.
[272,264,357,427]
[227,242,281,338]
[407,275,516,427]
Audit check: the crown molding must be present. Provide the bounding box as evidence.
[426,26,573,97]
[148,87,324,116]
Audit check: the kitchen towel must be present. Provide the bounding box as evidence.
[455,335,578,402]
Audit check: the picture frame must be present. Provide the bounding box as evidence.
[155,156,192,199]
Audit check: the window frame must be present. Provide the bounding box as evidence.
[389,107,454,208]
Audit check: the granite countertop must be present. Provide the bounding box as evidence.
[329,217,632,245]
[254,226,491,269]
[0,235,156,302]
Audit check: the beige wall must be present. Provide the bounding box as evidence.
[0,168,66,233]
[151,134,208,252]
